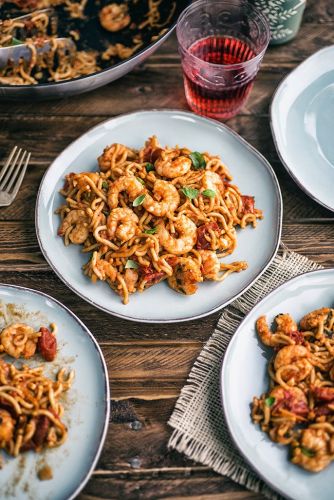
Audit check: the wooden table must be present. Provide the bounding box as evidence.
[1,0,333,497]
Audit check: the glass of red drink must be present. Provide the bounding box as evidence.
[177,0,270,120]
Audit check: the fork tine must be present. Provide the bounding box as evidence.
[0,146,18,184]
[9,152,31,198]
[0,147,22,190]
[5,150,27,193]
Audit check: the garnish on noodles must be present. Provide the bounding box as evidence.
[56,136,263,304]
[252,307,334,472]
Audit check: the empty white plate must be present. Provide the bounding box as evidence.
[36,110,282,323]
[271,45,334,212]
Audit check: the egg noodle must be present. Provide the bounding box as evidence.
[0,0,176,85]
[252,307,334,472]
[57,136,263,304]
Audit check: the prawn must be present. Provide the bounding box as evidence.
[58,209,89,245]
[124,268,138,294]
[154,150,192,178]
[107,208,139,242]
[98,143,136,172]
[0,323,39,359]
[157,215,197,255]
[167,257,203,295]
[256,314,300,347]
[274,345,312,383]
[99,3,131,32]
[201,171,225,196]
[142,180,180,216]
[292,427,333,472]
[300,307,331,331]
[92,257,117,282]
[0,409,14,444]
[199,250,220,280]
[269,386,308,417]
[107,175,143,209]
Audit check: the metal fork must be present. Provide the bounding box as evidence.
[0,147,31,206]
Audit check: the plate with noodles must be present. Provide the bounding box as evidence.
[0,284,109,499]
[36,109,282,323]
[221,268,334,500]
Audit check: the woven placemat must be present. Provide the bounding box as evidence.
[168,248,322,499]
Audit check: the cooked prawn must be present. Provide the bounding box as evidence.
[269,386,308,417]
[256,314,299,347]
[274,345,312,383]
[155,150,192,179]
[292,427,333,472]
[201,171,225,196]
[0,409,14,444]
[107,175,143,209]
[107,208,139,242]
[0,323,39,359]
[142,180,180,216]
[158,215,197,255]
[92,257,117,282]
[124,268,138,293]
[167,257,202,295]
[98,143,136,172]
[199,250,220,280]
[300,307,331,331]
[58,209,89,245]
[99,3,131,32]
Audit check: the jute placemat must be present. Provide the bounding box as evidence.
[168,248,322,499]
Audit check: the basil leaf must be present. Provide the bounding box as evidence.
[102,181,109,190]
[144,227,157,235]
[136,177,145,185]
[133,194,146,207]
[202,189,216,198]
[189,151,206,170]
[301,447,315,458]
[145,162,154,172]
[11,37,22,46]
[125,259,138,269]
[265,396,275,407]
[181,187,199,200]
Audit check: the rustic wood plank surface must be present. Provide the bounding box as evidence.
[1,0,333,498]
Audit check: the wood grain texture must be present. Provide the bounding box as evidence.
[2,1,334,498]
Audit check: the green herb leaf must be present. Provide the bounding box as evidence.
[83,191,91,201]
[11,37,22,46]
[102,210,110,216]
[144,227,157,235]
[181,187,199,200]
[145,162,154,172]
[189,151,206,170]
[133,194,146,207]
[125,259,139,269]
[301,447,315,458]
[202,189,216,198]
[136,177,145,185]
[102,181,109,190]
[265,396,275,407]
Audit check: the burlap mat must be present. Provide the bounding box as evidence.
[168,248,322,499]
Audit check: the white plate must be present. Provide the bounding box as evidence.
[0,284,109,500]
[36,110,282,323]
[221,269,334,500]
[271,46,334,212]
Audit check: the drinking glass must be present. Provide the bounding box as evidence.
[177,0,270,120]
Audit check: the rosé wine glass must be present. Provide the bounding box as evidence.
[177,0,270,120]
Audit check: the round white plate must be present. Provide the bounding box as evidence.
[271,46,334,212]
[0,284,109,500]
[36,110,282,323]
[221,269,334,500]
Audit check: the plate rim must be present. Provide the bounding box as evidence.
[220,267,334,500]
[270,44,334,213]
[0,282,110,500]
[35,108,283,323]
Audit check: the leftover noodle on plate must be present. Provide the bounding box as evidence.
[57,136,263,304]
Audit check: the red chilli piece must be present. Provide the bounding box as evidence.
[38,327,57,362]
[312,386,334,403]
[240,195,255,215]
[33,415,51,447]
[287,330,305,345]
[196,222,220,250]
[140,264,165,286]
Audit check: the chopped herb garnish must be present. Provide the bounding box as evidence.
[125,259,139,269]
[265,396,275,407]
[102,210,110,217]
[11,37,22,46]
[144,227,157,235]
[202,189,216,198]
[189,151,206,170]
[301,447,315,458]
[136,177,145,185]
[102,181,109,190]
[83,191,91,201]
[146,162,155,172]
[181,187,199,200]
[133,194,146,207]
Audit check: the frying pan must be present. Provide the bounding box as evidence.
[0,0,190,100]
